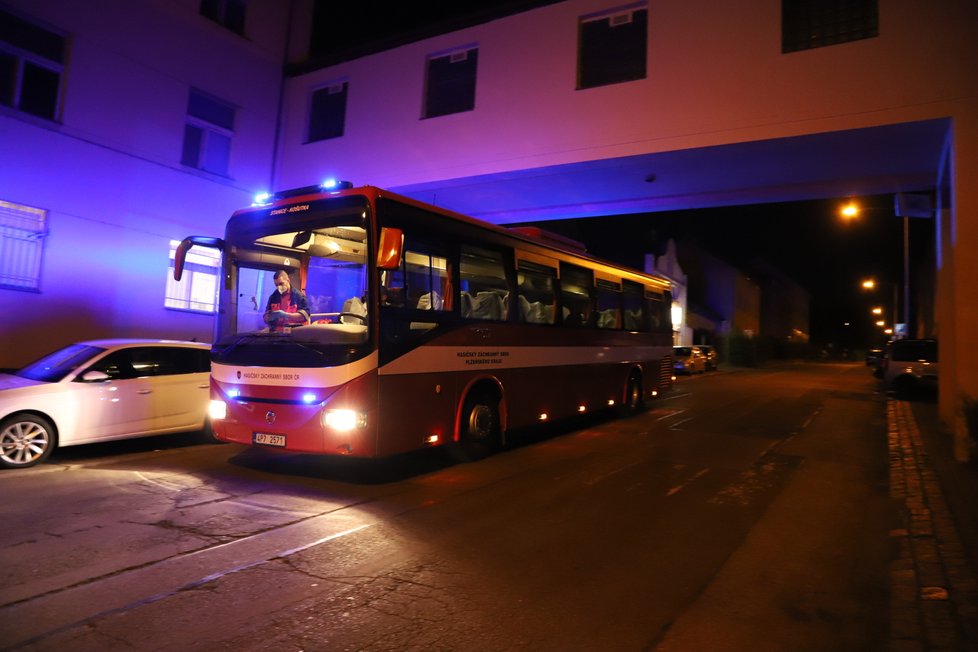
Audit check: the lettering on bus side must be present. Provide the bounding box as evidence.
[241,371,302,381]
[457,350,510,366]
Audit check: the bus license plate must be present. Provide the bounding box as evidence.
[254,432,286,447]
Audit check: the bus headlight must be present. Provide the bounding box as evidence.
[209,399,227,420]
[322,409,365,431]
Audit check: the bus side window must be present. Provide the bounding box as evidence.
[460,245,508,321]
[623,280,646,331]
[402,248,450,312]
[596,279,622,329]
[517,260,557,325]
[559,263,594,328]
[647,290,669,332]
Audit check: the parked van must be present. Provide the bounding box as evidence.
[883,339,938,395]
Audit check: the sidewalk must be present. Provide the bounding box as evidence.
[887,398,978,651]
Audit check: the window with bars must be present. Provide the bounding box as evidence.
[181,89,235,176]
[577,4,647,90]
[0,199,48,292]
[165,240,220,313]
[0,7,66,121]
[782,0,878,53]
[423,46,478,119]
[199,0,247,35]
[308,81,348,142]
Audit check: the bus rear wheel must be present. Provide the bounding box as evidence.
[453,392,500,462]
[621,374,645,416]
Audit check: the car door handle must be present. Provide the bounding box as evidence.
[137,389,152,395]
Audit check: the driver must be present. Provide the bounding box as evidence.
[263,270,310,330]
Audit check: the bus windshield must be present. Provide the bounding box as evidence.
[215,202,371,366]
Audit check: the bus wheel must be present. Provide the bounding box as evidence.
[454,392,499,462]
[621,374,645,415]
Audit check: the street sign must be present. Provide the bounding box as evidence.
[894,193,933,218]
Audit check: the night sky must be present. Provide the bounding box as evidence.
[530,195,934,348]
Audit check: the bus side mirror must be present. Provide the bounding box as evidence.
[173,236,225,281]
[377,227,404,270]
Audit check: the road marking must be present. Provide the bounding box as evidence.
[666,468,710,496]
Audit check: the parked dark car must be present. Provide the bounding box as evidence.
[698,344,718,371]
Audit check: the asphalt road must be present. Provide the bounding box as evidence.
[0,363,893,651]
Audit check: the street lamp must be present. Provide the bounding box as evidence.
[861,278,876,290]
[839,200,860,221]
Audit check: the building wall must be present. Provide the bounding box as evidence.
[0,0,290,367]
[277,0,976,191]
[277,0,977,455]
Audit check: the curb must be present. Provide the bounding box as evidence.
[887,399,978,651]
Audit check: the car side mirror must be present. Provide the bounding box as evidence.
[79,370,111,382]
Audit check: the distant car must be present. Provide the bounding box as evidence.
[883,338,938,395]
[0,339,211,469]
[698,344,718,371]
[865,348,883,367]
[673,345,706,375]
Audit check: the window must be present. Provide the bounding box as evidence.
[308,81,348,142]
[399,248,450,312]
[181,89,235,176]
[646,289,670,332]
[165,239,220,313]
[423,46,478,118]
[460,245,508,321]
[578,4,647,90]
[560,263,594,328]
[517,260,557,325]
[0,199,47,291]
[199,0,247,35]
[0,7,66,121]
[622,280,645,331]
[595,278,622,329]
[782,0,878,53]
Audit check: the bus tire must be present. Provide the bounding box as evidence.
[621,373,645,416]
[453,391,500,462]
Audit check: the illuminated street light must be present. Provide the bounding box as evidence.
[872,306,883,315]
[876,320,886,327]
[861,279,876,290]
[839,200,860,220]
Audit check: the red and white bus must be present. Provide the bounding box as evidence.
[175,183,673,460]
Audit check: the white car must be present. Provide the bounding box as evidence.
[0,339,211,469]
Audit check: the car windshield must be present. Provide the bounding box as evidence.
[16,344,105,382]
[674,347,692,356]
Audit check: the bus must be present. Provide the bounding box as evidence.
[174,183,674,461]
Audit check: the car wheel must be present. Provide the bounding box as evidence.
[891,375,917,396]
[200,418,224,444]
[0,413,57,469]
[452,391,500,462]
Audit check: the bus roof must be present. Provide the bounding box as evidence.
[232,184,671,292]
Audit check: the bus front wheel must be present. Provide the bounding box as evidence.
[454,392,500,462]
